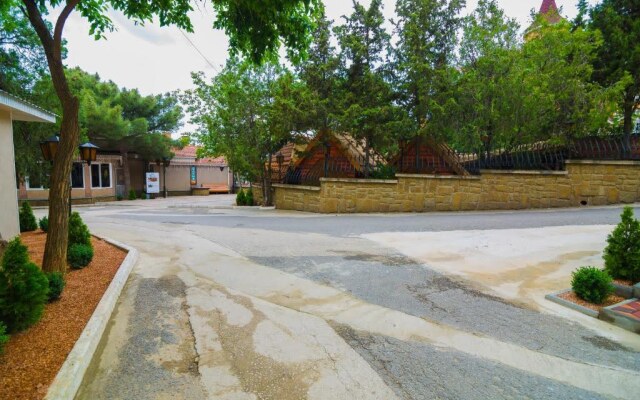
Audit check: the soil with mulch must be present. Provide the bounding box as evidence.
[0,231,127,400]
[558,290,626,313]
[613,278,636,287]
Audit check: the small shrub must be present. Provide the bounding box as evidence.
[236,189,246,206]
[369,164,396,180]
[19,202,37,232]
[68,212,91,248]
[46,272,65,302]
[572,266,614,304]
[245,188,254,206]
[67,244,94,269]
[116,194,123,201]
[128,189,137,200]
[604,207,640,282]
[0,238,49,332]
[0,322,9,354]
[39,216,49,233]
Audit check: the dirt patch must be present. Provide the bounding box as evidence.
[339,251,416,267]
[558,290,625,313]
[613,279,636,287]
[581,335,630,352]
[0,231,127,400]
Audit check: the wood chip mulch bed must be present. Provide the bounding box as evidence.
[0,231,127,400]
[558,290,626,313]
[613,279,636,287]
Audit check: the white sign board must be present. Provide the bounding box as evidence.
[146,172,160,194]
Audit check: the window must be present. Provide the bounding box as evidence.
[26,164,50,190]
[91,163,111,188]
[71,163,84,188]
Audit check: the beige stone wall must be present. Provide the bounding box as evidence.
[272,161,640,214]
[273,184,321,213]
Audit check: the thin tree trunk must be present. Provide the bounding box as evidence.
[122,150,131,195]
[265,153,273,207]
[23,0,80,273]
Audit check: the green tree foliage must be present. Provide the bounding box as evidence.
[571,266,614,304]
[334,0,397,172]
[68,212,91,249]
[604,206,640,282]
[39,216,49,233]
[0,238,49,332]
[393,0,465,142]
[19,201,37,232]
[588,0,640,135]
[236,189,247,206]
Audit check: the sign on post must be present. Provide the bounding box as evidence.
[146,172,160,194]
[190,166,197,186]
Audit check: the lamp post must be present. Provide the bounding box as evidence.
[40,136,99,216]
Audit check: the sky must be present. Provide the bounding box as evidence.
[51,1,598,133]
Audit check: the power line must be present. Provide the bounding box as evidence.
[178,28,221,73]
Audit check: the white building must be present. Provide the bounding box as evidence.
[0,90,56,240]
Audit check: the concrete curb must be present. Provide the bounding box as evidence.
[613,282,635,299]
[44,236,139,400]
[545,289,599,318]
[601,299,640,334]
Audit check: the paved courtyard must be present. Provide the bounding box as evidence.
[61,196,640,400]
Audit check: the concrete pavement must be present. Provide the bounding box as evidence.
[68,196,639,399]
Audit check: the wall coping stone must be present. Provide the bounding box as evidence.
[396,174,481,180]
[320,178,398,184]
[480,169,568,176]
[272,183,321,191]
[566,159,640,166]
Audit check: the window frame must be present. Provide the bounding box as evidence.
[71,162,85,189]
[91,163,113,189]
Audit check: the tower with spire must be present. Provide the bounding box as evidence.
[525,0,565,40]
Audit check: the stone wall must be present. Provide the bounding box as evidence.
[270,160,640,213]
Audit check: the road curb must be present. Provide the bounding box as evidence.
[44,236,139,400]
[545,289,599,318]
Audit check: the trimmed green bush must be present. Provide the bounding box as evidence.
[604,207,640,282]
[245,188,254,206]
[39,216,49,233]
[370,164,396,180]
[572,266,614,304]
[67,243,94,269]
[68,212,91,248]
[128,189,137,200]
[0,238,49,332]
[0,322,8,354]
[236,189,246,206]
[46,272,65,302]
[19,202,37,232]
[116,194,123,201]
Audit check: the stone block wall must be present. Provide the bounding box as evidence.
[270,160,640,213]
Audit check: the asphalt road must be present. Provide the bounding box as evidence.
[74,198,639,400]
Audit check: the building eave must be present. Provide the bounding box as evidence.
[0,89,57,123]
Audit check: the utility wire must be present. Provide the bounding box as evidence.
[178,28,221,73]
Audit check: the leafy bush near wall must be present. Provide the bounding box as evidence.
[0,238,49,332]
[572,266,614,304]
[128,189,137,200]
[46,272,65,302]
[68,244,94,269]
[38,216,49,233]
[236,189,246,206]
[19,202,37,232]
[68,212,91,248]
[245,189,254,206]
[0,322,8,353]
[369,165,396,180]
[604,207,640,282]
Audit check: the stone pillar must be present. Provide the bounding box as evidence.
[0,110,20,239]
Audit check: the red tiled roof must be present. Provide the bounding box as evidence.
[171,145,227,166]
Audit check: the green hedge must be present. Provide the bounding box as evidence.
[0,322,8,354]
[604,207,640,282]
[572,266,614,304]
[68,244,94,269]
[68,212,91,248]
[46,272,65,302]
[39,216,49,233]
[19,202,37,232]
[0,238,49,332]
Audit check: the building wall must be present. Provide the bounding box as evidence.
[154,164,232,194]
[0,110,20,240]
[271,160,640,213]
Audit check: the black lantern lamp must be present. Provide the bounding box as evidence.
[39,135,60,163]
[79,142,99,165]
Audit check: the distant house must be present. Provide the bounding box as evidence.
[525,0,565,40]
[393,136,469,176]
[151,145,232,195]
[280,132,386,185]
[0,90,56,240]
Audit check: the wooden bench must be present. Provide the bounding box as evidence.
[200,183,230,194]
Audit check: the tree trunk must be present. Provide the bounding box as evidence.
[264,154,273,206]
[121,150,131,195]
[23,0,81,273]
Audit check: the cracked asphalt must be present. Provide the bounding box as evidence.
[70,197,640,399]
